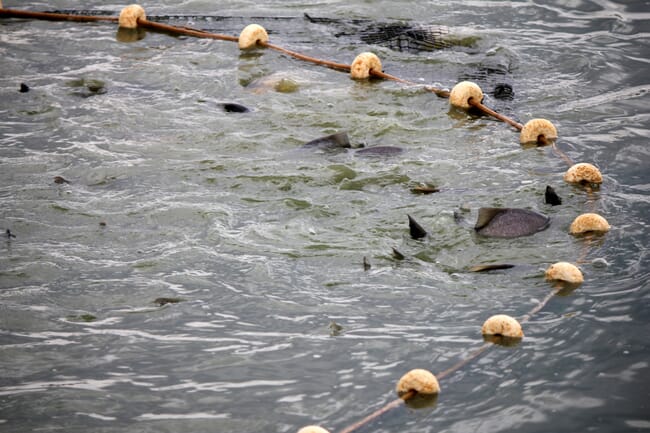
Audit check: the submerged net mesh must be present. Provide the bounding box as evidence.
[359,24,452,51]
[39,9,516,109]
[41,9,514,106]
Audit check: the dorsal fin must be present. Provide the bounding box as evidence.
[407,214,427,239]
[474,207,504,231]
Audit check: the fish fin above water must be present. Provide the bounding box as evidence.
[407,214,427,239]
[474,207,504,231]
[469,264,516,272]
[392,247,405,260]
[545,185,562,206]
[220,102,250,113]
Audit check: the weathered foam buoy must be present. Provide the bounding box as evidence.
[520,118,557,145]
[350,52,382,79]
[238,24,269,49]
[297,426,330,433]
[396,369,440,397]
[481,314,523,339]
[564,162,603,185]
[474,208,550,238]
[545,262,584,284]
[449,81,483,110]
[118,4,146,29]
[569,213,611,235]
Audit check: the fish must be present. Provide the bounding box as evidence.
[354,146,404,157]
[469,264,516,272]
[407,214,427,239]
[392,247,405,260]
[302,131,353,150]
[328,321,343,336]
[153,297,184,306]
[474,207,550,238]
[545,185,562,206]
[411,184,439,194]
[220,102,250,113]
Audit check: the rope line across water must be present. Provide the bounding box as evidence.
[0,5,612,433]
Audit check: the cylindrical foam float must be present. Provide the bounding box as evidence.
[545,262,584,284]
[238,24,269,49]
[396,368,440,397]
[449,81,483,109]
[396,368,440,408]
[569,213,611,235]
[350,52,382,79]
[297,426,330,433]
[481,314,523,339]
[118,4,146,29]
[520,118,557,145]
[564,162,603,185]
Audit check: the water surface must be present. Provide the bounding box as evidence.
[1,1,649,432]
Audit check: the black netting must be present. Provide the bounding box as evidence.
[41,10,516,106]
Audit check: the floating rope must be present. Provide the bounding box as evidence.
[0,5,613,432]
[332,283,560,433]
[0,7,117,23]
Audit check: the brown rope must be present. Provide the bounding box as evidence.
[519,288,559,324]
[137,18,238,42]
[337,282,562,433]
[468,97,523,131]
[536,134,575,167]
[371,70,450,98]
[129,16,598,433]
[576,185,600,265]
[551,142,575,167]
[1,11,604,433]
[337,391,415,433]
[0,7,118,22]
[435,342,493,381]
[0,8,515,118]
[261,41,351,72]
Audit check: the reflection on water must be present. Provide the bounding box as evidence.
[1,1,649,432]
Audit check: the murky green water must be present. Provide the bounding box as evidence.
[1,1,649,432]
